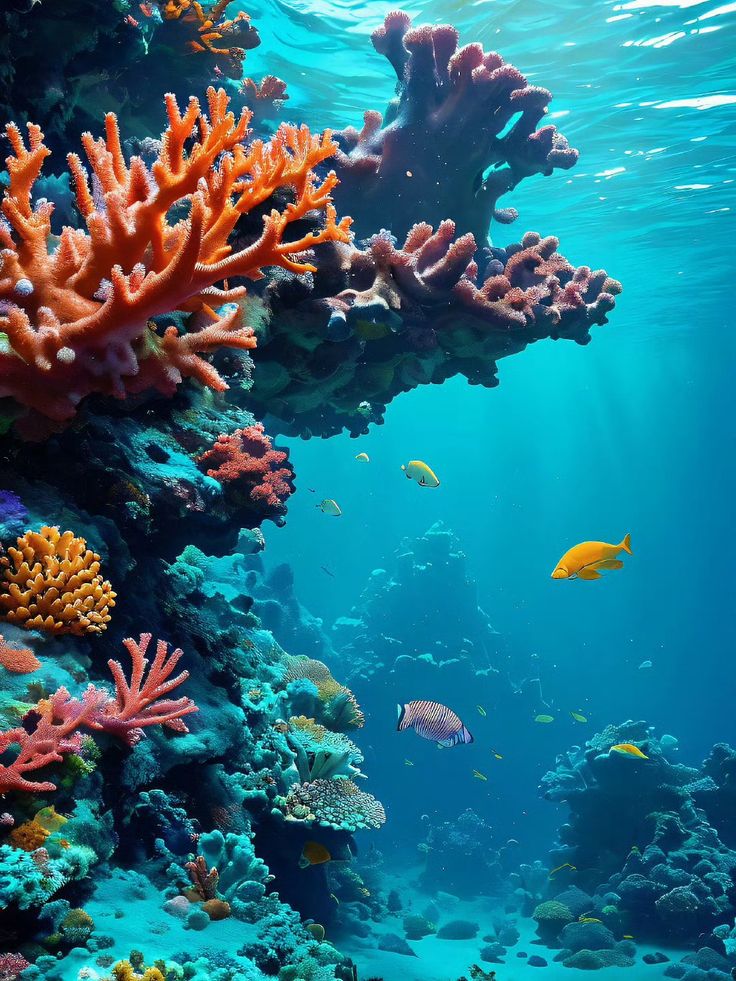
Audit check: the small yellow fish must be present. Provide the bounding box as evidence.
[579,917,602,924]
[570,711,588,723]
[490,749,503,760]
[477,705,487,717]
[611,743,649,760]
[317,499,342,516]
[472,769,488,782]
[623,935,634,940]
[535,714,555,724]
[549,862,577,879]
[401,460,440,488]
[404,759,414,767]
[355,452,370,462]
[552,534,632,580]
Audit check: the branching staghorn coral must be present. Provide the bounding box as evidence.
[0,634,197,794]
[160,0,260,79]
[282,779,386,832]
[0,87,351,432]
[0,527,116,635]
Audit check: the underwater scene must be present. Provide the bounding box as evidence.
[0,0,735,979]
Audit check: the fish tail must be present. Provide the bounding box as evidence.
[396,703,408,730]
[461,725,474,745]
[620,533,633,555]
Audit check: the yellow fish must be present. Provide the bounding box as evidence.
[535,714,554,724]
[570,711,588,723]
[472,769,488,782]
[491,749,503,760]
[299,841,331,868]
[317,499,342,516]
[401,460,440,488]
[477,705,487,717]
[579,917,602,924]
[551,534,632,580]
[549,862,576,879]
[623,935,634,940]
[355,452,370,462]
[611,743,649,759]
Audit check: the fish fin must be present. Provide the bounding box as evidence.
[396,704,406,730]
[595,559,624,570]
[462,725,474,744]
[577,566,602,580]
[620,533,633,555]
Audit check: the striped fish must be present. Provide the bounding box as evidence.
[397,700,474,748]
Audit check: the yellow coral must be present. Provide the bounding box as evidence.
[0,527,116,635]
[282,657,365,728]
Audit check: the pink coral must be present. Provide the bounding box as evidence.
[197,423,295,524]
[0,954,30,981]
[0,634,197,794]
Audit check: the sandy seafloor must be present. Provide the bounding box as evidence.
[336,869,683,981]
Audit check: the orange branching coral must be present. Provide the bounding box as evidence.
[0,634,40,673]
[0,527,116,635]
[161,0,259,78]
[0,87,352,429]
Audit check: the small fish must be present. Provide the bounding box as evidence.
[138,2,154,14]
[535,714,555,724]
[579,917,602,924]
[549,862,577,879]
[490,749,503,760]
[639,660,653,670]
[355,452,370,462]
[404,759,414,767]
[476,705,487,717]
[321,565,335,578]
[124,13,140,26]
[397,700,473,748]
[317,499,342,516]
[329,893,340,905]
[551,534,632,580]
[307,488,316,493]
[472,769,488,782]
[611,743,649,760]
[570,711,588,723]
[401,460,440,488]
[299,841,331,868]
[623,935,634,940]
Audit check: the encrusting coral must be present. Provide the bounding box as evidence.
[0,526,116,635]
[0,86,351,432]
[0,633,40,673]
[281,656,365,729]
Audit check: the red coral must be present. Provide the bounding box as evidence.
[0,953,31,981]
[197,423,294,523]
[0,634,40,673]
[0,634,197,794]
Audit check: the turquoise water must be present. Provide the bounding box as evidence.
[1,0,735,978]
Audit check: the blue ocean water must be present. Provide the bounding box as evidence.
[260,0,736,848]
[1,0,735,978]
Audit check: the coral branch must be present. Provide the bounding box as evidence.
[0,634,197,794]
[332,10,578,243]
[0,88,352,431]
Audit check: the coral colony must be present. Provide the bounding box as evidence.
[4,4,726,981]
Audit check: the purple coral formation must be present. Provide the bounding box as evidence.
[332,10,579,242]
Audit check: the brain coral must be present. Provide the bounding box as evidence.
[283,778,386,831]
[0,526,116,634]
